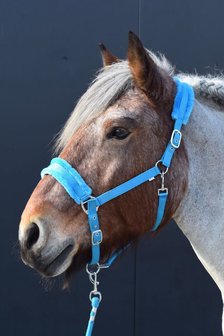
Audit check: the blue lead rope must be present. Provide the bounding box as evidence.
[40,77,195,336]
[86,297,100,336]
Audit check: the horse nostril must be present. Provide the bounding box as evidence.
[25,223,40,250]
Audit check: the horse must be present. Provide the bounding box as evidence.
[18,31,224,334]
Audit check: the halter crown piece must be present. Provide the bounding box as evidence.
[41,77,194,336]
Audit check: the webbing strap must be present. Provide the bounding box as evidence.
[101,244,131,268]
[87,199,102,265]
[95,166,161,206]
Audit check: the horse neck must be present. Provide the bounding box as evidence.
[173,98,224,291]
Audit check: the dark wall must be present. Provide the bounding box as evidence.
[1,1,223,335]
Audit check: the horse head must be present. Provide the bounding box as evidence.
[18,32,188,279]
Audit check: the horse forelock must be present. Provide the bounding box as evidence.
[54,49,174,153]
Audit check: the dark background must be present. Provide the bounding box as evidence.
[1,0,223,335]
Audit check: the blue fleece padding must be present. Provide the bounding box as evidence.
[41,158,92,204]
[161,79,194,168]
[173,78,194,125]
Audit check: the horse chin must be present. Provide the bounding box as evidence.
[62,245,128,288]
[62,248,91,286]
[42,245,75,278]
[21,243,78,279]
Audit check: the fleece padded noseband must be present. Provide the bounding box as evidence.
[41,158,92,205]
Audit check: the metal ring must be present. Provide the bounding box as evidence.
[86,263,101,276]
[155,160,169,175]
[89,290,102,302]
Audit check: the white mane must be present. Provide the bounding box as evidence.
[55,49,224,152]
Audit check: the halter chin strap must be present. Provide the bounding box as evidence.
[41,77,194,335]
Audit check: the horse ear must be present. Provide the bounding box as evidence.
[127,31,165,105]
[99,43,119,67]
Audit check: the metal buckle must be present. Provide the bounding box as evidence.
[92,230,103,246]
[81,196,99,215]
[158,188,168,196]
[170,129,182,149]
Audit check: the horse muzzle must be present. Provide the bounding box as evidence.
[19,218,75,277]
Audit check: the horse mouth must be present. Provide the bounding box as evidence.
[43,244,74,277]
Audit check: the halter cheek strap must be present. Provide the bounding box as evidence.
[41,77,194,336]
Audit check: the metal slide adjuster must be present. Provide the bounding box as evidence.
[81,196,99,215]
[170,129,182,149]
[92,229,103,246]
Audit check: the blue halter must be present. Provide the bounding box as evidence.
[41,77,194,335]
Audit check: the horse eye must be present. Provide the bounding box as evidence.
[107,127,130,140]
